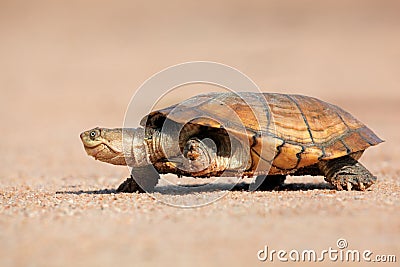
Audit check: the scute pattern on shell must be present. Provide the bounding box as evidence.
[142,92,382,175]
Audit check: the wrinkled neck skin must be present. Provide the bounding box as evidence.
[122,128,151,167]
[126,127,182,166]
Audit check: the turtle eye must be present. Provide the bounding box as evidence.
[89,130,97,140]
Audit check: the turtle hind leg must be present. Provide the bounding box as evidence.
[252,175,286,191]
[318,156,376,191]
[116,165,160,193]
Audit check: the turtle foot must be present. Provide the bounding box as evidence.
[116,165,160,193]
[319,156,377,191]
[116,177,145,193]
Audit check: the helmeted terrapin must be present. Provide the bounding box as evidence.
[80,92,382,192]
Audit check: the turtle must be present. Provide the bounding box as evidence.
[80,92,383,193]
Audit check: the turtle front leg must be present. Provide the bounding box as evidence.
[318,156,376,191]
[182,138,217,173]
[117,177,143,193]
[116,165,160,193]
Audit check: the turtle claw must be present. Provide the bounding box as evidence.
[358,182,366,191]
[328,175,374,191]
[336,183,343,191]
[346,182,352,191]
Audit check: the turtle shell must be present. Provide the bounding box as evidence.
[141,92,382,175]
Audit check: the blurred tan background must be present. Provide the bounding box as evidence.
[0,0,399,266]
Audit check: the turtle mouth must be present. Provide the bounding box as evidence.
[80,134,123,154]
[83,143,101,149]
[84,142,124,161]
[83,143,107,158]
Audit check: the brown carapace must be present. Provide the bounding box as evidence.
[81,92,383,192]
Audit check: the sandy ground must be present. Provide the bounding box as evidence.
[1,1,399,266]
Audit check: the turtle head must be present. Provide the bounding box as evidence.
[80,127,150,167]
[80,127,128,165]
